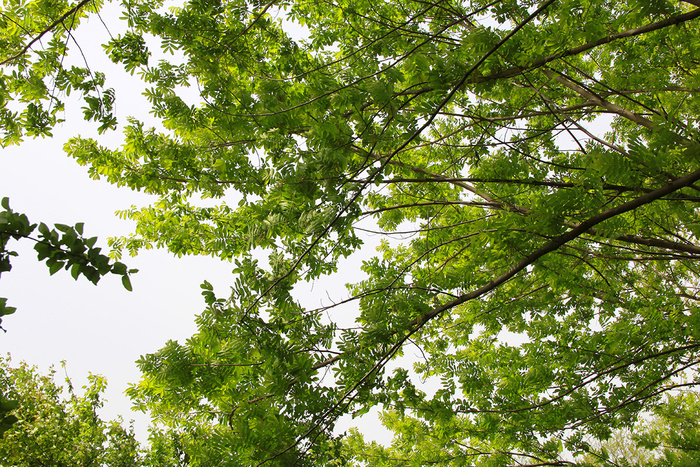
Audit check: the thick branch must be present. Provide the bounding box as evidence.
[359,172,700,256]
[543,69,655,130]
[471,7,700,84]
[410,164,700,327]
[593,231,700,256]
[394,8,700,103]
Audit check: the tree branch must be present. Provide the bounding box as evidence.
[0,0,95,66]
[543,69,656,130]
[410,164,700,327]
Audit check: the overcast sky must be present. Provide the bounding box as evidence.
[0,5,241,440]
[0,4,396,444]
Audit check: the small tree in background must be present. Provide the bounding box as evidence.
[0,355,141,465]
[0,356,190,466]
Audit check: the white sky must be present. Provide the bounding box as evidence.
[0,4,397,445]
[0,5,238,440]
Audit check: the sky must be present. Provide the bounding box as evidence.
[0,3,395,444]
[0,4,246,440]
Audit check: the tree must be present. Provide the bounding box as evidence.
[582,390,700,467]
[637,390,700,467]
[0,355,187,466]
[3,0,700,465]
[0,355,140,465]
[0,0,116,143]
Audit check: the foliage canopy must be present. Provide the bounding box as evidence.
[3,0,700,465]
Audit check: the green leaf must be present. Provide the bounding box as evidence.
[111,262,127,276]
[70,263,81,280]
[48,261,63,276]
[0,298,16,317]
[0,400,18,412]
[121,275,132,292]
[37,223,50,237]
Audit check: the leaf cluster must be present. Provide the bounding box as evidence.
[0,0,117,143]
[0,197,136,326]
